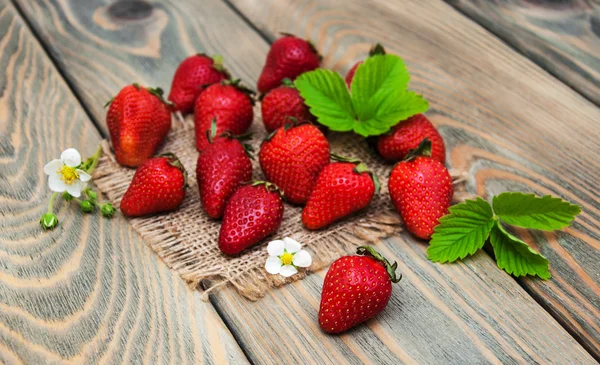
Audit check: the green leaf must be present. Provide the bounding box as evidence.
[351,54,410,118]
[489,221,551,279]
[295,54,429,137]
[492,192,581,231]
[294,69,356,132]
[427,198,496,263]
[354,90,428,137]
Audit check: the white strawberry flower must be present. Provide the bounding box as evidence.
[43,148,91,198]
[265,237,312,277]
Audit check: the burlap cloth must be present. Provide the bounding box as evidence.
[93,107,467,301]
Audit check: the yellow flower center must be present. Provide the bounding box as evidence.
[58,165,79,185]
[280,252,294,266]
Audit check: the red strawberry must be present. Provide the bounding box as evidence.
[194,80,255,152]
[257,34,321,94]
[218,182,284,255]
[196,129,253,219]
[106,84,172,167]
[120,153,187,217]
[377,114,446,163]
[319,246,401,334]
[168,54,230,114]
[388,139,453,239]
[303,158,378,230]
[345,43,386,88]
[259,123,330,205]
[260,79,313,132]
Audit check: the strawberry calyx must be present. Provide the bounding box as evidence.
[205,118,255,158]
[281,78,295,88]
[356,246,402,283]
[249,180,284,200]
[331,154,381,193]
[403,138,432,162]
[147,86,175,107]
[222,79,256,105]
[210,54,232,79]
[368,43,386,57]
[157,152,188,188]
[263,117,308,142]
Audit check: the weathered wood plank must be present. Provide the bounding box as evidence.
[0,1,248,363]
[13,0,599,363]
[226,0,600,359]
[446,0,600,105]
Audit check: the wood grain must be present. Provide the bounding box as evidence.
[0,1,248,363]
[446,0,600,105]
[212,235,596,364]
[11,0,599,363]
[226,0,600,359]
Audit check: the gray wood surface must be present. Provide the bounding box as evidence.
[224,0,600,360]
[0,1,248,364]
[7,0,600,363]
[446,0,600,105]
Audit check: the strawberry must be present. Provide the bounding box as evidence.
[196,126,253,219]
[106,84,172,167]
[319,246,401,334]
[388,139,453,239]
[260,79,313,132]
[345,43,386,88]
[120,153,187,217]
[259,123,330,205]
[194,80,255,152]
[377,114,446,163]
[168,54,230,114]
[303,157,379,230]
[257,34,321,94]
[218,182,284,255]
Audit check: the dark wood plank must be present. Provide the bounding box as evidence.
[446,0,600,105]
[0,1,248,363]
[13,0,599,363]
[224,0,600,360]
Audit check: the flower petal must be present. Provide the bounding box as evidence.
[283,237,302,253]
[43,159,62,175]
[66,180,82,198]
[267,240,285,257]
[48,174,66,193]
[77,170,92,182]
[265,257,282,274]
[280,265,298,277]
[292,250,312,268]
[61,148,81,167]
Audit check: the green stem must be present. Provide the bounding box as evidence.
[86,145,103,174]
[47,192,59,213]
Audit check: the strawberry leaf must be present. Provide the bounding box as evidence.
[489,221,551,279]
[295,54,428,137]
[294,69,355,132]
[427,198,496,263]
[492,192,581,231]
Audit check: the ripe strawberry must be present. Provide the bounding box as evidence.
[120,153,187,217]
[388,139,453,239]
[259,123,330,205]
[106,84,172,167]
[319,246,401,334]
[377,114,446,163]
[260,79,313,132]
[219,182,284,255]
[303,158,378,230]
[194,80,255,152]
[168,54,230,114]
[345,43,386,88]
[257,34,321,94]
[196,129,253,219]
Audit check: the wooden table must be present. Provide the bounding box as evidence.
[1,0,599,363]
